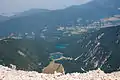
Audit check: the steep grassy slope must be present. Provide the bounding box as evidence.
[57,26,120,73]
[0,38,51,72]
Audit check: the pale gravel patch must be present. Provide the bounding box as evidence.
[0,65,120,80]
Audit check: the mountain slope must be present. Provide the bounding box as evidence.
[0,0,120,36]
[0,38,51,72]
[58,25,120,73]
[0,25,120,73]
[0,15,8,22]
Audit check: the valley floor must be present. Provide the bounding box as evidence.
[0,65,120,80]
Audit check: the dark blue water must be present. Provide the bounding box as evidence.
[56,44,69,49]
[50,52,63,60]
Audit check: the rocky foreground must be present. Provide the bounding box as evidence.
[0,65,120,80]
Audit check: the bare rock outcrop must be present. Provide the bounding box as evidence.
[0,65,120,80]
[42,61,64,74]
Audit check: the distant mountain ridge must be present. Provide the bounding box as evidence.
[12,9,50,18]
[0,0,120,36]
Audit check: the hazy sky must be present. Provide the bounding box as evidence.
[0,0,91,16]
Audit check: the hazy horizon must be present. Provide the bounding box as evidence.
[0,0,92,16]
